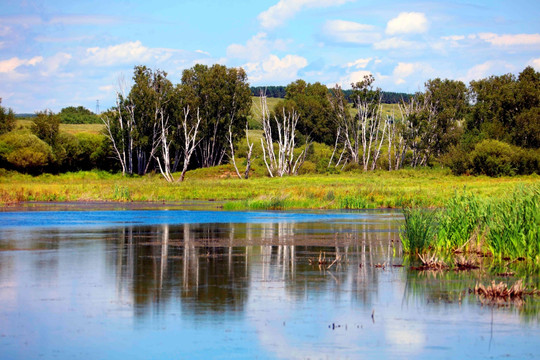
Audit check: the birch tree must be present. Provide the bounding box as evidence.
[260,94,309,177]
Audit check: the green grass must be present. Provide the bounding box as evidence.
[16,119,104,135]
[400,185,540,261]
[400,208,439,254]
[1,167,537,209]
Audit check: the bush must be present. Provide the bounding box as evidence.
[445,139,539,176]
[470,139,515,176]
[0,131,52,172]
[297,160,316,174]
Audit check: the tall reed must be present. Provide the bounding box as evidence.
[400,207,438,254]
[436,191,487,251]
[485,186,539,262]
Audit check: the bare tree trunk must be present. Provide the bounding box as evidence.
[179,107,202,182]
[259,94,308,177]
[155,109,174,182]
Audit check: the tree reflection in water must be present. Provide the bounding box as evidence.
[106,219,402,318]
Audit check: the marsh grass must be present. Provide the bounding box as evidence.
[401,185,539,262]
[484,186,539,262]
[436,191,487,251]
[0,168,537,212]
[400,207,439,254]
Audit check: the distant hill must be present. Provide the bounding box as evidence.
[250,86,412,104]
[15,113,37,118]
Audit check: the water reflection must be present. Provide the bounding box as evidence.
[102,220,401,318]
[0,211,538,359]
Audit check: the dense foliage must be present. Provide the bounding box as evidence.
[251,86,412,104]
[0,99,16,135]
[58,106,101,124]
[0,65,538,177]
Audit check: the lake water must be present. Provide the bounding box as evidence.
[0,206,538,359]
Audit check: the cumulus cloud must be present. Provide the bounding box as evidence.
[373,37,423,50]
[345,57,372,69]
[244,54,308,83]
[258,0,353,29]
[477,33,540,47]
[323,20,381,45]
[442,35,465,41]
[460,60,514,82]
[0,56,43,73]
[227,33,289,62]
[386,12,428,35]
[82,41,178,66]
[392,62,433,85]
[529,57,540,71]
[40,52,72,76]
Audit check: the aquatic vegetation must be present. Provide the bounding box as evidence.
[401,184,539,262]
[473,280,526,302]
[400,207,438,254]
[418,251,447,270]
[436,191,487,251]
[484,186,539,262]
[454,255,480,270]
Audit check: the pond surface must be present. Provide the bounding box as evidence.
[0,207,538,359]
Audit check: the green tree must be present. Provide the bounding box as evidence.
[58,106,100,124]
[423,78,468,157]
[468,66,539,149]
[31,110,60,147]
[179,64,251,167]
[0,99,16,135]
[281,80,335,145]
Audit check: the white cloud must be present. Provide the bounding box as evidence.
[392,62,433,85]
[373,37,423,50]
[442,35,465,41]
[258,0,353,29]
[40,52,72,76]
[227,33,289,62]
[0,56,43,73]
[529,58,540,71]
[244,54,308,83]
[345,57,372,69]
[48,15,119,25]
[332,70,373,89]
[477,33,540,47]
[460,60,514,82]
[323,20,381,44]
[386,12,428,35]
[82,41,177,66]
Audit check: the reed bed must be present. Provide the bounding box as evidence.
[400,184,539,262]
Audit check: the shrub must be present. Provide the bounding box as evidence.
[0,131,52,172]
[297,160,316,174]
[470,139,515,176]
[446,139,540,176]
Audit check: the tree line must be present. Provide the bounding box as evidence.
[0,65,538,178]
[250,86,411,104]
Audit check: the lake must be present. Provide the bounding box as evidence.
[0,205,538,359]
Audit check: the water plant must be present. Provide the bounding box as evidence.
[436,191,487,251]
[400,207,438,254]
[484,186,539,262]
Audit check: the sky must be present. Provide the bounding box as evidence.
[0,0,539,113]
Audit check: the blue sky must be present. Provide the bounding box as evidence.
[1,0,539,113]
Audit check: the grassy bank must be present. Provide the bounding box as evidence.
[0,167,537,210]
